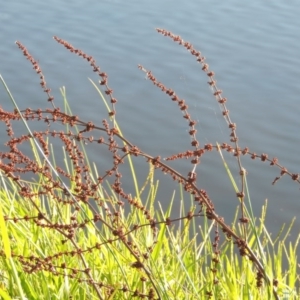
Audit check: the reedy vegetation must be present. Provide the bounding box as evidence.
[0,28,299,299]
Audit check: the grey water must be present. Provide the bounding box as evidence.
[1,1,300,246]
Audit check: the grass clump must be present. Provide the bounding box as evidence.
[0,28,299,299]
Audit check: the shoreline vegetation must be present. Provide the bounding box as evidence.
[0,28,299,299]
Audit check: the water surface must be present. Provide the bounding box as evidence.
[1,0,300,243]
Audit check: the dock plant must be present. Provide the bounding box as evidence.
[0,28,299,299]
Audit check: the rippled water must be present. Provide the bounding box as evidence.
[1,1,300,241]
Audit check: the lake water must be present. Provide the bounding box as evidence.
[1,1,300,244]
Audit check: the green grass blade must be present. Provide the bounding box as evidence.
[0,173,11,259]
